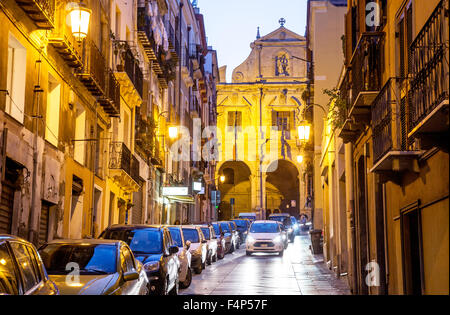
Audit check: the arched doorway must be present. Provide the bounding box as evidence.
[218,161,252,220]
[265,160,299,217]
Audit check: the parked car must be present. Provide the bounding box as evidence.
[290,216,300,235]
[228,221,241,248]
[217,221,236,253]
[199,225,218,265]
[232,218,251,243]
[39,238,149,295]
[277,222,289,249]
[181,226,207,274]
[268,213,295,242]
[211,223,226,259]
[165,225,192,289]
[100,225,179,295]
[0,235,59,295]
[245,221,286,256]
[238,212,257,222]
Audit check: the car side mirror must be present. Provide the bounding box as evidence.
[185,240,191,249]
[169,245,179,255]
[202,239,207,244]
[123,270,139,282]
[220,232,224,237]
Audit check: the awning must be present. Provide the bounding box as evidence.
[166,195,196,205]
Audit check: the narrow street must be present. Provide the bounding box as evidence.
[181,232,351,295]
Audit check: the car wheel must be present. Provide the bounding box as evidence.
[180,267,192,289]
[194,264,202,274]
[169,279,179,295]
[212,252,217,263]
[218,250,224,260]
[279,250,284,257]
[202,259,206,269]
[236,241,240,249]
[207,251,212,265]
[246,251,251,256]
[229,243,235,253]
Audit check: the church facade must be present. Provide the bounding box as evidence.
[216,22,312,220]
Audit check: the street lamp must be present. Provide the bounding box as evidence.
[69,2,91,41]
[168,126,179,139]
[297,123,311,142]
[296,155,304,164]
[220,175,226,183]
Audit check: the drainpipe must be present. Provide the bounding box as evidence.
[345,142,358,294]
[29,58,43,245]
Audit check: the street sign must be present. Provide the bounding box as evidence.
[230,198,235,205]
[162,187,189,196]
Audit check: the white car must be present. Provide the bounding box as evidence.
[166,226,193,289]
[245,220,286,256]
[181,226,208,274]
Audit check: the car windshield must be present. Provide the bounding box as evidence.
[270,216,292,226]
[212,224,220,236]
[220,223,230,233]
[201,228,210,240]
[182,229,199,243]
[291,217,298,224]
[39,244,117,275]
[102,229,163,254]
[250,223,280,234]
[232,220,248,228]
[168,228,183,247]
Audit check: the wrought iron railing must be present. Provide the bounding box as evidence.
[109,142,132,176]
[78,39,107,94]
[131,155,140,184]
[372,79,396,162]
[116,42,144,98]
[409,0,449,131]
[15,0,55,28]
[349,32,384,105]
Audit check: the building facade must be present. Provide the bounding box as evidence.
[0,0,218,246]
[317,0,449,294]
[216,23,310,220]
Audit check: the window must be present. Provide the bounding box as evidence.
[45,74,61,147]
[6,33,27,123]
[168,228,183,247]
[227,111,242,128]
[9,242,39,293]
[0,243,21,295]
[272,111,294,139]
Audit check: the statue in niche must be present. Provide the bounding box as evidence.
[276,54,289,76]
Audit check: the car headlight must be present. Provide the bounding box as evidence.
[288,228,293,233]
[273,236,283,243]
[143,261,159,272]
[246,235,255,244]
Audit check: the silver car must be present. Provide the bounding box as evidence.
[39,239,149,295]
[165,225,192,289]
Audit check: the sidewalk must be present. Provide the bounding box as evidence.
[290,232,351,295]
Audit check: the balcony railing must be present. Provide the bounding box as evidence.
[349,32,384,109]
[409,0,449,136]
[372,79,397,162]
[137,6,157,61]
[109,142,141,185]
[115,42,144,98]
[77,39,107,96]
[98,70,120,117]
[370,78,421,173]
[48,14,82,68]
[15,0,55,29]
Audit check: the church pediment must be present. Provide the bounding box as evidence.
[257,26,306,44]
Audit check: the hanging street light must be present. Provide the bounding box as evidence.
[297,155,304,164]
[168,126,179,139]
[297,122,311,142]
[69,2,92,41]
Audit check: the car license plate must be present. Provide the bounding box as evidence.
[261,244,268,247]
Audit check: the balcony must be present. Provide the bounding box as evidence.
[109,142,141,191]
[98,70,120,117]
[370,78,422,176]
[114,41,144,104]
[15,0,55,29]
[337,69,360,143]
[348,32,384,124]
[48,24,82,68]
[77,39,107,96]
[408,0,449,148]
[165,18,180,62]
[137,6,157,62]
[190,95,201,118]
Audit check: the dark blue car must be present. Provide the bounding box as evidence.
[231,219,251,243]
[100,225,179,295]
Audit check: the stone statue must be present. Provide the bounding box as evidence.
[276,54,289,76]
